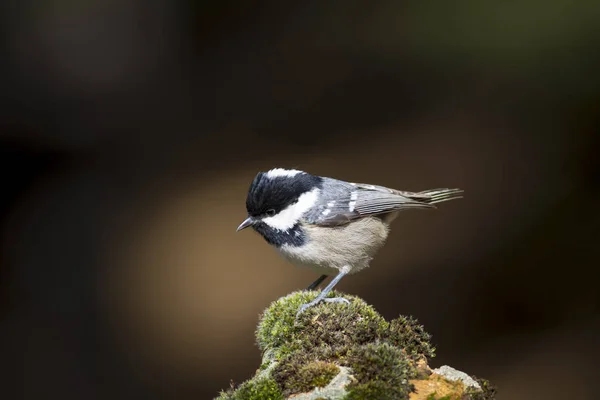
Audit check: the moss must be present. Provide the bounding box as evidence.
[217,377,283,400]
[344,380,407,400]
[386,315,436,360]
[256,292,428,399]
[425,394,454,400]
[426,395,451,400]
[343,342,416,399]
[218,291,494,400]
[464,376,497,400]
[271,342,348,396]
[273,359,339,396]
[215,390,234,400]
[256,290,388,360]
[303,362,340,390]
[256,291,315,354]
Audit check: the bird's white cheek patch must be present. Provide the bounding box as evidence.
[262,188,320,230]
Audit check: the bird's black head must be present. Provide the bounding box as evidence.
[245,168,323,218]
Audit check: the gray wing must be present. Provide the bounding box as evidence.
[305,179,463,227]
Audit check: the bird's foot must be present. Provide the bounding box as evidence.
[296,296,350,317]
[323,297,351,305]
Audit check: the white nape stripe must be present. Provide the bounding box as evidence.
[266,168,304,178]
[327,201,335,207]
[322,209,331,216]
[262,188,320,230]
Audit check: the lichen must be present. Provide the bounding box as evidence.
[410,373,466,399]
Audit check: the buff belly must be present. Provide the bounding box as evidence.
[277,216,391,275]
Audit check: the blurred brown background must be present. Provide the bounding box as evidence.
[1,1,599,399]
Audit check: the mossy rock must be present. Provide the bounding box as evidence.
[256,290,388,360]
[217,291,495,400]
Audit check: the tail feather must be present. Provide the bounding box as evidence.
[410,188,464,205]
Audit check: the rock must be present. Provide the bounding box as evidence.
[432,365,481,390]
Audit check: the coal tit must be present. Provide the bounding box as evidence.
[237,168,463,315]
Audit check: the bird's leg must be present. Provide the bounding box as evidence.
[305,274,328,291]
[297,267,350,317]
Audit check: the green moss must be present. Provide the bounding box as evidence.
[256,290,388,360]
[464,376,497,400]
[256,292,426,398]
[343,342,416,399]
[273,359,340,396]
[425,394,453,400]
[386,315,436,360]
[218,291,492,400]
[254,292,435,399]
[344,380,406,400]
[304,362,340,389]
[215,390,234,400]
[256,291,315,354]
[217,377,283,400]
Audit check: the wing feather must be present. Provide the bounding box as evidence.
[311,181,462,226]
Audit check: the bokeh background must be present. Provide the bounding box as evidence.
[2,1,599,399]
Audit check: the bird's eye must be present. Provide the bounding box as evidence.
[266,209,276,217]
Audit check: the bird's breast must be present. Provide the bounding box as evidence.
[278,217,390,274]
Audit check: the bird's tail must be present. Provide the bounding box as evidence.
[414,188,464,205]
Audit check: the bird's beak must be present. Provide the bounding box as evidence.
[236,217,255,232]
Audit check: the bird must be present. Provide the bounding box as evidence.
[236,168,463,315]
